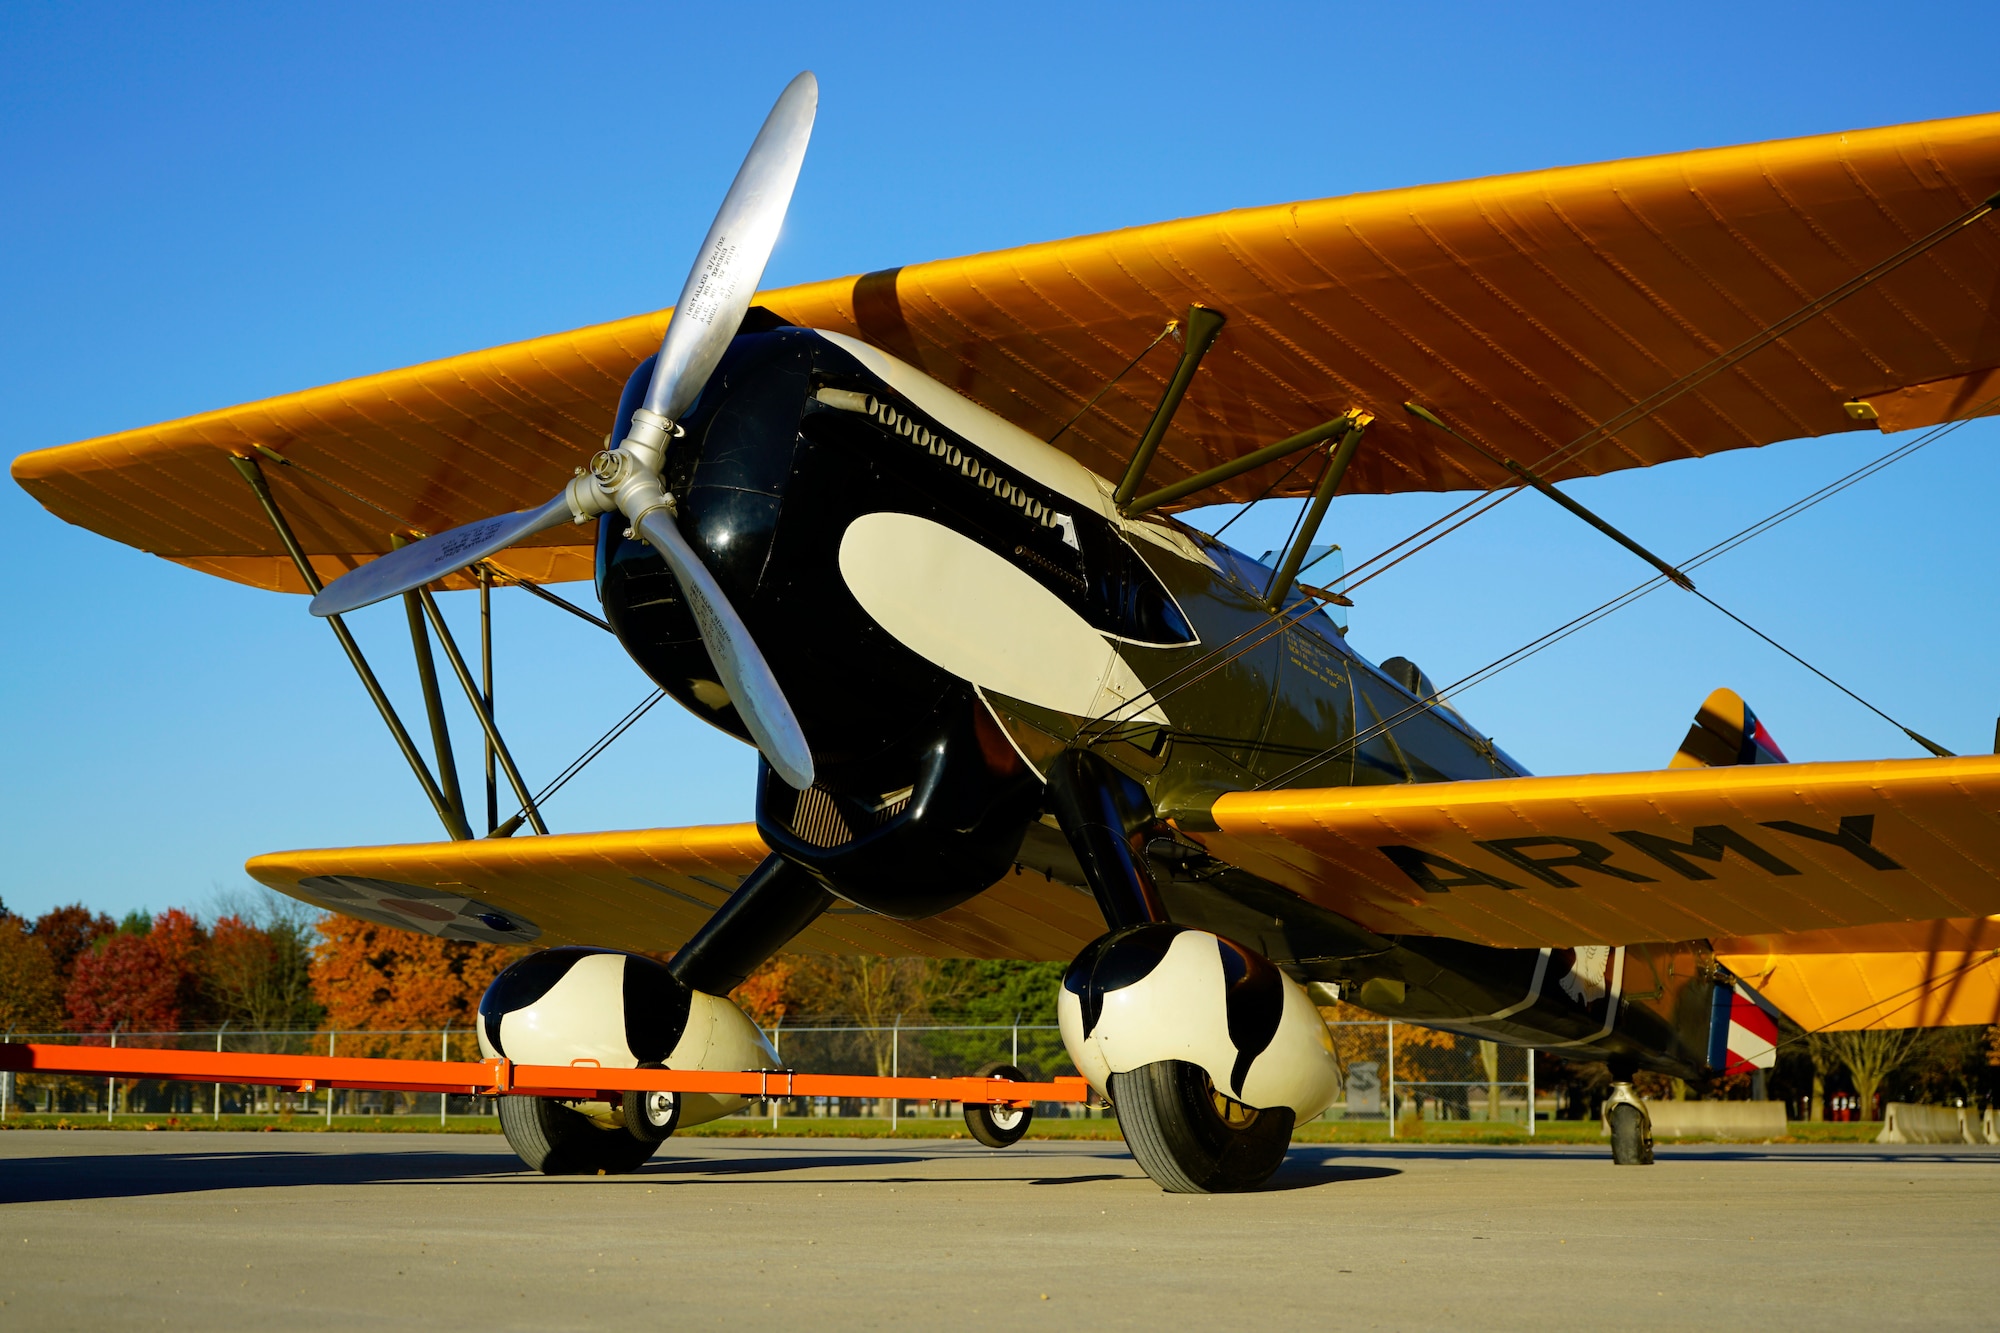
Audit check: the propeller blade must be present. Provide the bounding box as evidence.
[635,508,813,791]
[309,494,572,617]
[642,71,817,424]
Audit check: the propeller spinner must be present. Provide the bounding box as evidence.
[309,72,820,790]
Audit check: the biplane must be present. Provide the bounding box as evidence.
[13,73,2000,1190]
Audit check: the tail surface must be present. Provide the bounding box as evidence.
[1708,977,1780,1075]
[1670,687,1788,768]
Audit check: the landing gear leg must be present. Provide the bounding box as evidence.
[1047,750,1329,1194]
[1045,749,1167,929]
[1603,1057,1654,1166]
[669,852,832,993]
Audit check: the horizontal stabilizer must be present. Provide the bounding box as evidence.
[1714,916,2000,1031]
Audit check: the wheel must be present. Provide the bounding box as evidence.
[1109,1059,1294,1194]
[498,1095,661,1175]
[621,1063,681,1143]
[963,1062,1034,1148]
[1608,1102,1654,1165]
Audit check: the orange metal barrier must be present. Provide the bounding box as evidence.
[0,1042,1087,1107]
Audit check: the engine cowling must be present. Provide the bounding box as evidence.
[1057,925,1340,1120]
[476,947,777,1130]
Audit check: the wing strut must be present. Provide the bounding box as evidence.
[394,533,468,826]
[415,586,549,836]
[228,454,474,842]
[1112,303,1227,509]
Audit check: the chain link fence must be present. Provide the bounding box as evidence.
[2,1021,1538,1130]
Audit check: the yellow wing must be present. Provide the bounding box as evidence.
[1715,917,2000,1031]
[1191,755,2000,949]
[14,112,2000,593]
[246,823,1103,962]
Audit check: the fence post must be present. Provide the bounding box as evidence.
[1386,1021,1395,1141]
[440,1024,451,1126]
[1012,1013,1019,1068]
[1527,1046,1536,1138]
[107,1026,118,1122]
[326,1031,336,1125]
[2,1025,13,1121]
[214,1022,228,1120]
[891,1015,900,1133]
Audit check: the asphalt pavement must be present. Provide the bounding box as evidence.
[2,1130,1994,1329]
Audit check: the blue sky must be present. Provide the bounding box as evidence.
[3,1,1997,920]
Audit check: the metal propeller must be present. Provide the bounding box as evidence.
[310,71,820,790]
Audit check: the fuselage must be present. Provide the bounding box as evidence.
[597,327,1518,885]
[594,323,1719,1079]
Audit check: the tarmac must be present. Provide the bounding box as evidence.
[1,1130,1995,1329]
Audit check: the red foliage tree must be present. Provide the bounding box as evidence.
[733,954,798,1027]
[65,909,208,1037]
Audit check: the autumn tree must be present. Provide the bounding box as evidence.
[0,917,63,1033]
[310,915,526,1058]
[788,955,967,1077]
[29,904,115,996]
[65,909,208,1037]
[204,895,324,1045]
[732,954,798,1028]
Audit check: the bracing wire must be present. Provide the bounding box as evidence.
[500,687,669,826]
[1046,321,1180,446]
[1254,400,1997,789]
[1330,190,2000,596]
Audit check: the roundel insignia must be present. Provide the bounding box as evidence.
[296,875,541,944]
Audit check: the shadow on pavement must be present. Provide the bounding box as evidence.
[1296,1142,2000,1165]
[0,1148,522,1205]
[0,1141,1151,1203]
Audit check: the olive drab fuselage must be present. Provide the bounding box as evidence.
[593,325,1727,1080]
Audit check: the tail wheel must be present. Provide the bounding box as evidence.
[498,1095,661,1175]
[963,1062,1034,1148]
[1110,1059,1294,1194]
[1608,1102,1654,1165]
[621,1063,681,1143]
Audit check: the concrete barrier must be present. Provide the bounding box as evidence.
[1875,1102,1989,1144]
[1599,1099,1787,1139]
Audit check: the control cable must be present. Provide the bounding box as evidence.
[1330,188,2000,597]
[1255,399,1998,789]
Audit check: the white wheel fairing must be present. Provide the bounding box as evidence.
[838,511,1168,725]
[1058,927,1340,1120]
[476,948,778,1130]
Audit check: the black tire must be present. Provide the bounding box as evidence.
[963,1062,1034,1148]
[1110,1059,1294,1194]
[498,1095,660,1175]
[1608,1102,1654,1166]
[621,1063,681,1144]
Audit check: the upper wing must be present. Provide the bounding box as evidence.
[246,822,1104,962]
[1190,755,2000,949]
[14,113,2000,592]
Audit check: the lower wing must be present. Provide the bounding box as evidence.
[253,756,2000,1031]
[247,822,1104,961]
